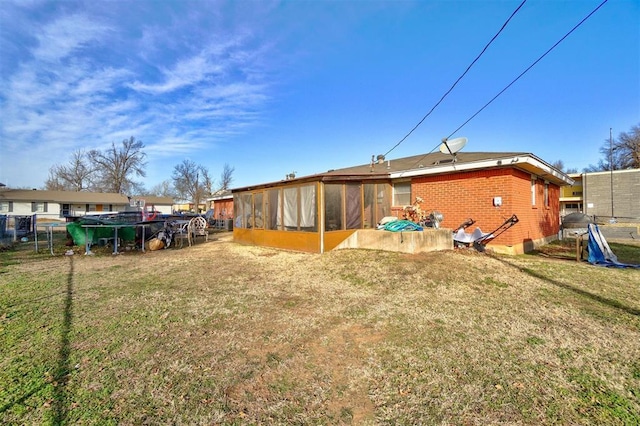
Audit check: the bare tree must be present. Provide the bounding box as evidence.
[551,159,578,174]
[44,168,66,191]
[147,180,178,199]
[172,160,212,213]
[585,123,640,171]
[44,149,93,191]
[614,124,640,169]
[89,136,147,194]
[218,163,235,191]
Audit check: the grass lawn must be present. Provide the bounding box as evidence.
[1,234,639,424]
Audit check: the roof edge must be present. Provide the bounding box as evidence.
[390,154,574,185]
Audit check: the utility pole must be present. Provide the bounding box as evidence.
[609,127,614,220]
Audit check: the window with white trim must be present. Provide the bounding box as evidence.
[31,202,48,212]
[530,176,536,206]
[544,181,549,207]
[393,182,411,206]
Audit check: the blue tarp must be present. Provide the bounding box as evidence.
[587,223,640,268]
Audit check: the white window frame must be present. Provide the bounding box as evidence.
[544,181,549,207]
[32,202,48,213]
[393,182,411,206]
[530,175,537,206]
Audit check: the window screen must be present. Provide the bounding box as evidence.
[324,184,343,231]
[299,185,317,231]
[377,184,391,221]
[283,187,298,230]
[345,183,362,229]
[266,189,280,230]
[363,184,375,228]
[253,192,264,228]
[234,193,253,228]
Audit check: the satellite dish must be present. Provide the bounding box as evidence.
[439,137,468,155]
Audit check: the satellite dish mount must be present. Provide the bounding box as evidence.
[439,137,468,162]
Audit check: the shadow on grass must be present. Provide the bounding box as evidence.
[494,255,640,317]
[0,257,75,421]
[0,383,49,415]
[52,255,74,424]
[4,291,70,310]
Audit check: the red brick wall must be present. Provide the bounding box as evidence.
[407,168,560,249]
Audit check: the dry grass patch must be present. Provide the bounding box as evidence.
[1,237,639,424]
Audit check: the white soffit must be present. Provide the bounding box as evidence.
[389,155,575,186]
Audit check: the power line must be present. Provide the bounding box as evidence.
[446,0,609,140]
[383,0,528,158]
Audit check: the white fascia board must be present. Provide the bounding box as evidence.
[390,159,505,179]
[520,156,575,185]
[390,155,575,186]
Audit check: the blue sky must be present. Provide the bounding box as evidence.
[1,0,638,191]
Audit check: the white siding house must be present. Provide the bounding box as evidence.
[0,189,174,221]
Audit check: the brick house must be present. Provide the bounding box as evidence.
[231,151,573,254]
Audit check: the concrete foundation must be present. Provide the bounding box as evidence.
[333,228,453,254]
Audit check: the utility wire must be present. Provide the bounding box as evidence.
[446,0,608,140]
[404,141,444,172]
[383,0,527,158]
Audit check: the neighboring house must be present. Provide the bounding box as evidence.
[231,151,573,254]
[560,169,640,222]
[0,189,174,220]
[206,190,234,220]
[172,201,207,214]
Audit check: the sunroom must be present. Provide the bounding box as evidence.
[232,174,395,253]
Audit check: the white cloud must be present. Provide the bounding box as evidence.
[0,2,279,188]
[127,53,221,94]
[33,14,112,63]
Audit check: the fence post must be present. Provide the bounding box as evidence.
[33,214,38,252]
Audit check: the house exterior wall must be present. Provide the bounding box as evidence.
[0,201,128,220]
[560,175,583,200]
[1,201,60,218]
[559,174,583,216]
[212,198,234,220]
[230,154,570,255]
[173,202,206,213]
[0,193,173,219]
[410,168,560,253]
[583,169,640,221]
